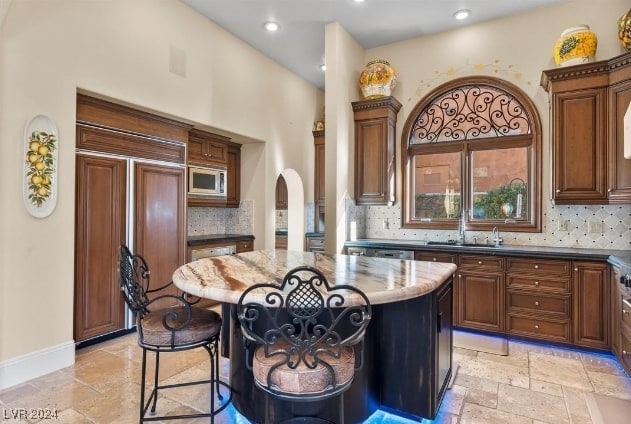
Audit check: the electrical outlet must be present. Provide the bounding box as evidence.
[557,219,568,231]
[588,221,603,234]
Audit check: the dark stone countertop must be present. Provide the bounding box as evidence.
[344,238,631,270]
[188,234,255,246]
[305,232,325,238]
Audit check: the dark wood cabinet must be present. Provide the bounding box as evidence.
[188,129,229,167]
[541,51,631,204]
[305,234,325,252]
[75,154,127,342]
[275,234,288,250]
[352,96,402,205]
[572,261,609,349]
[456,255,504,332]
[505,257,571,343]
[226,142,241,207]
[236,239,253,253]
[275,175,288,210]
[313,129,325,232]
[134,162,187,309]
[75,95,188,343]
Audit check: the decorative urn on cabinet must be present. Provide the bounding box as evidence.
[553,25,597,67]
[358,60,398,99]
[619,8,631,51]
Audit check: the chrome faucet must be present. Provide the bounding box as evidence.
[492,226,503,247]
[458,213,466,244]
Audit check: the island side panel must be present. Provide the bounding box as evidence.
[377,277,453,420]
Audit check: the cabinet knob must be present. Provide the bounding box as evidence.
[478,261,483,265]
[555,189,560,193]
[624,350,628,356]
[608,188,612,193]
[534,325,540,330]
[534,264,539,269]
[574,267,578,272]
[432,257,437,261]
[535,301,540,306]
[534,281,540,286]
[458,274,462,278]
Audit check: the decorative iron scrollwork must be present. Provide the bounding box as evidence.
[409,85,531,144]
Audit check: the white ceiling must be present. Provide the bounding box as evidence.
[181,0,567,90]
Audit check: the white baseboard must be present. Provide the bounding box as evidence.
[0,341,75,390]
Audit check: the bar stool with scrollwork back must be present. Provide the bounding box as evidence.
[118,245,231,423]
[237,265,372,424]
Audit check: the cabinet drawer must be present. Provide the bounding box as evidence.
[236,240,253,253]
[507,314,570,342]
[507,290,570,317]
[506,274,570,293]
[506,258,570,276]
[415,252,457,264]
[460,255,503,271]
[307,237,324,248]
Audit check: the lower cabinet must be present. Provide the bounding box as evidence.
[456,255,504,332]
[611,265,631,374]
[572,261,609,349]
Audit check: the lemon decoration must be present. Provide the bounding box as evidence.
[25,128,56,207]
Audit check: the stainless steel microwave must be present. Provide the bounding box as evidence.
[188,166,226,196]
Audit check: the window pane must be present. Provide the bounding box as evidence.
[470,147,529,221]
[413,152,461,219]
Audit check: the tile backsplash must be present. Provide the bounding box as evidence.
[188,200,253,235]
[347,200,631,250]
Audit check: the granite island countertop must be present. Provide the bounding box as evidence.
[172,249,457,305]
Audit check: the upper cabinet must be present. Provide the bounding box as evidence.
[187,129,241,208]
[352,96,402,205]
[541,52,631,204]
[188,129,229,167]
[275,174,288,210]
[313,129,325,232]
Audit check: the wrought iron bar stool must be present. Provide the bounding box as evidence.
[237,265,372,424]
[118,245,231,423]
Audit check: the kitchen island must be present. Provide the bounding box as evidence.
[173,249,457,422]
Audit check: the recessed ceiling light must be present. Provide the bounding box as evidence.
[320,64,326,71]
[263,21,280,32]
[453,9,470,20]
[353,0,366,3]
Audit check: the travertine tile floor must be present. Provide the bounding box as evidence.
[1,333,631,424]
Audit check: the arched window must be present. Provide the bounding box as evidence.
[401,76,542,232]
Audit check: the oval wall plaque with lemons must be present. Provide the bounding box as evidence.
[23,115,58,218]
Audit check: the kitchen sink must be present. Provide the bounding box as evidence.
[426,240,499,248]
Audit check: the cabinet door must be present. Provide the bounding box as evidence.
[355,118,393,205]
[608,79,631,202]
[275,175,288,210]
[226,144,241,207]
[75,155,127,342]
[457,271,504,332]
[552,88,608,204]
[134,162,186,309]
[314,141,326,204]
[436,281,453,404]
[572,261,609,349]
[187,137,207,164]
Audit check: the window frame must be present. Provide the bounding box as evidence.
[401,76,542,232]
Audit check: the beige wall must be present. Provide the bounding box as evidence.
[365,0,629,207]
[0,0,322,371]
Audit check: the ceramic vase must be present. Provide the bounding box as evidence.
[553,25,598,67]
[358,60,397,99]
[618,8,631,51]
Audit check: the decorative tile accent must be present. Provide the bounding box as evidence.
[188,200,253,235]
[351,202,631,250]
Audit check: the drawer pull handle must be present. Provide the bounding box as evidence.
[535,301,540,306]
[433,258,437,262]
[534,265,539,269]
[534,281,540,286]
[478,261,483,265]
[534,325,540,330]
